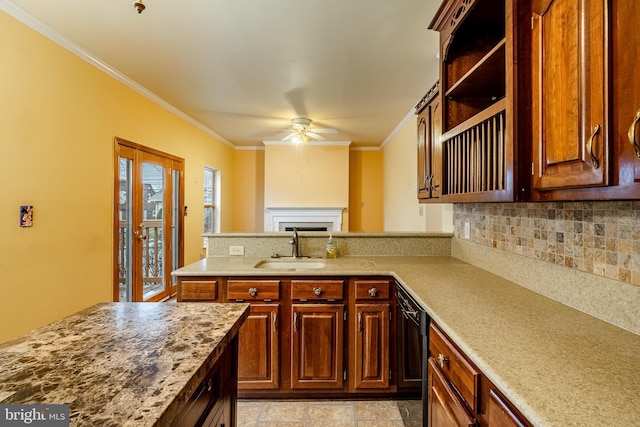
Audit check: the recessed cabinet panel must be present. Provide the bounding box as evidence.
[236,304,280,390]
[353,304,390,389]
[532,0,609,190]
[178,280,217,302]
[291,304,345,389]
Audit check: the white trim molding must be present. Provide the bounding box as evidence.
[265,207,345,232]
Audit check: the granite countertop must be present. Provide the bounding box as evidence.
[173,256,640,426]
[0,302,249,426]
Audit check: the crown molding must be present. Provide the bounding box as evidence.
[0,0,233,148]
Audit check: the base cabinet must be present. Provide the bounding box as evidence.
[236,304,280,390]
[226,279,281,391]
[353,304,390,389]
[177,275,399,398]
[172,336,238,427]
[427,322,531,427]
[291,303,345,389]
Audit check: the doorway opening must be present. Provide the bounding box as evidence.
[113,138,184,302]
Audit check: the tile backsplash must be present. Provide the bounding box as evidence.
[453,202,640,287]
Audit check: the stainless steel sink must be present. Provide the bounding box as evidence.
[254,259,326,270]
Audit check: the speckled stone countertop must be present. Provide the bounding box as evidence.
[0,302,249,426]
[173,256,640,426]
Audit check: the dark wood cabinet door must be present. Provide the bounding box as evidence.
[353,304,390,390]
[417,82,442,201]
[427,358,475,427]
[291,304,344,389]
[487,389,527,427]
[613,0,640,193]
[531,0,609,191]
[418,112,430,199]
[236,304,280,390]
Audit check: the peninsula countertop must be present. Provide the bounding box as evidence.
[0,302,249,426]
[173,255,640,426]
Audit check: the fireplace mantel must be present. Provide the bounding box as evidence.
[265,207,345,232]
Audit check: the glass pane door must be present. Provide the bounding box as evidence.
[118,155,133,302]
[140,159,165,301]
[114,140,183,302]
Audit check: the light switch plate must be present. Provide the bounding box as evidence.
[229,245,244,256]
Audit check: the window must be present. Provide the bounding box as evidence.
[204,167,219,245]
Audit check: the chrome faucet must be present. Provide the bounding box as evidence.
[289,228,301,258]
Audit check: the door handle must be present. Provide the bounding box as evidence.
[293,312,299,333]
[586,124,601,168]
[629,109,640,158]
[273,312,278,333]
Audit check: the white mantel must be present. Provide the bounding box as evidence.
[265,207,345,232]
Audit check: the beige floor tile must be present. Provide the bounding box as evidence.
[259,401,308,422]
[357,421,406,427]
[354,400,403,421]
[307,403,355,427]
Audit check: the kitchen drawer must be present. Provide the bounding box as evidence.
[179,280,218,301]
[228,280,280,301]
[291,279,344,301]
[429,323,480,413]
[427,357,475,427]
[354,279,391,300]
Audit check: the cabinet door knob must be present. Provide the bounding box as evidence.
[437,353,448,369]
[313,287,323,296]
[586,124,601,168]
[368,287,378,297]
[629,109,640,158]
[248,287,258,297]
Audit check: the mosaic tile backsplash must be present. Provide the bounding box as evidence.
[453,202,640,286]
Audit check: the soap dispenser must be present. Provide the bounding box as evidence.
[326,234,336,259]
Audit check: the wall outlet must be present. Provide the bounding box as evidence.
[464,222,470,239]
[418,206,424,216]
[229,245,244,256]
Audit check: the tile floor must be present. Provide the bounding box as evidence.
[237,399,422,427]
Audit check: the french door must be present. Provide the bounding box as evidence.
[114,138,184,302]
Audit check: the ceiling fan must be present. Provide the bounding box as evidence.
[281,118,338,144]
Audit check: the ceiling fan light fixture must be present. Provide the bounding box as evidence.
[133,0,146,14]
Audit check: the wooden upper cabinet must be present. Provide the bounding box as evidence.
[417,82,442,201]
[429,0,531,202]
[531,0,609,192]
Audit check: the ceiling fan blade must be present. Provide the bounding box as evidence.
[281,132,297,140]
[307,132,326,140]
[310,128,338,134]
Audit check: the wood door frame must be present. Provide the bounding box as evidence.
[112,137,184,302]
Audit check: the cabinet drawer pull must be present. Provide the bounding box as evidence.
[437,353,449,369]
[368,287,378,297]
[248,287,258,297]
[586,124,601,168]
[629,109,640,158]
[273,312,278,333]
[313,287,323,296]
[358,312,363,332]
[293,312,299,333]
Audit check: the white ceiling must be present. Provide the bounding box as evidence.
[3,0,442,147]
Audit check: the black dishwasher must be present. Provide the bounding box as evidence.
[395,281,429,426]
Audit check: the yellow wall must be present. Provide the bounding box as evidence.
[0,11,234,342]
[349,149,384,231]
[233,149,265,232]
